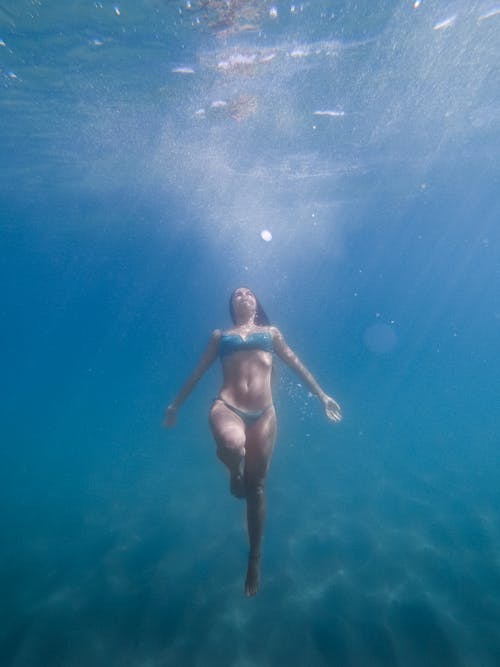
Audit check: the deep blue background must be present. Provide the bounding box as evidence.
[1,1,500,665]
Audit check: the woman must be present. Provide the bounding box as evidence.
[164,287,342,596]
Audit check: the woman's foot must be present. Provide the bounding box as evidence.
[245,553,260,597]
[230,471,246,498]
[230,452,246,499]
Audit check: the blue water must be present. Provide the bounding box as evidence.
[2,1,500,665]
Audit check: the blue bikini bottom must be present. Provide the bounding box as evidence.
[213,397,273,426]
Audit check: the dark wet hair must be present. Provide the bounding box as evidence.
[229,288,270,326]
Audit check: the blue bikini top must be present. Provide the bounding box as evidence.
[219,330,273,358]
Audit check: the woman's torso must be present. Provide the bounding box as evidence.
[218,327,274,410]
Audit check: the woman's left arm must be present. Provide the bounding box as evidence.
[271,327,342,423]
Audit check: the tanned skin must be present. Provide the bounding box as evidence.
[164,287,341,596]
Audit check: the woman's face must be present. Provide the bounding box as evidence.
[232,287,257,321]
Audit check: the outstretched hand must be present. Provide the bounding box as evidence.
[163,405,177,428]
[322,395,342,423]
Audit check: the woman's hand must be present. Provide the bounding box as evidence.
[321,395,342,423]
[163,405,178,428]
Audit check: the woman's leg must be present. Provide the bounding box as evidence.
[209,400,247,498]
[209,401,276,595]
[243,407,276,596]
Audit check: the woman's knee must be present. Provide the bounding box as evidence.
[215,427,246,458]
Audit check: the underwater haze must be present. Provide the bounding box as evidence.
[2,0,500,665]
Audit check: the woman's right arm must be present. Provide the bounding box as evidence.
[163,329,221,428]
[271,326,342,423]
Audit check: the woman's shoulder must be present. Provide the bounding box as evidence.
[267,326,287,351]
[210,329,223,341]
[268,325,283,339]
[217,328,233,338]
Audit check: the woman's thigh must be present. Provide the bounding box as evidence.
[244,407,277,486]
[209,400,246,452]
